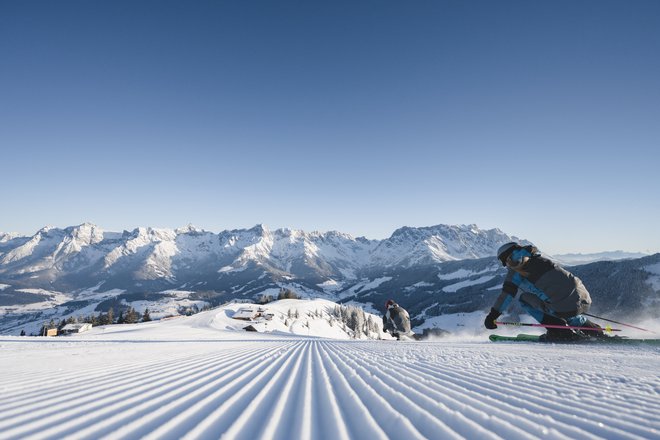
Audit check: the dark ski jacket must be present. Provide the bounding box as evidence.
[493,247,592,318]
[383,304,412,336]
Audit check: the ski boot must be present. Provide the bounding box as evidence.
[580,319,610,339]
[539,314,582,342]
[540,327,583,342]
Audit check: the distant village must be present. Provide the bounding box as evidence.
[30,306,154,337]
[27,287,303,337]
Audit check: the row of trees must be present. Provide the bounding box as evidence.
[36,307,153,336]
[177,303,214,316]
[257,288,301,304]
[332,305,382,339]
[279,304,381,339]
[84,306,151,325]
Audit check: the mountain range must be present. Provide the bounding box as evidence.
[1,223,658,334]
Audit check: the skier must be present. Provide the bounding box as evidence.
[383,299,414,340]
[484,242,605,341]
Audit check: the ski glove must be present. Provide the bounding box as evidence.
[484,308,501,330]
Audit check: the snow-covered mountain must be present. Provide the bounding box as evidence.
[0,222,520,291]
[1,222,658,336]
[370,224,519,266]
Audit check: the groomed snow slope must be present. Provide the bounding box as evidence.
[0,313,659,439]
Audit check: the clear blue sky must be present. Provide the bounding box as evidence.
[1,0,659,254]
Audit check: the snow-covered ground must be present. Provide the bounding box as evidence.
[1,302,659,440]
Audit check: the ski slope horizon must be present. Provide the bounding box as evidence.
[1,299,659,440]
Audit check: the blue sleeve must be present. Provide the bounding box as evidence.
[492,270,520,313]
[498,295,512,313]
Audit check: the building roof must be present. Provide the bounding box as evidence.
[62,323,93,331]
[233,308,259,319]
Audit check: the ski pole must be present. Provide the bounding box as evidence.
[583,313,655,333]
[494,321,621,332]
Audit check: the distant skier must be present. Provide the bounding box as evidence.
[383,299,414,340]
[484,242,605,341]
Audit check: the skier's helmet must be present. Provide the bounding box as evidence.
[497,242,519,266]
[385,299,395,310]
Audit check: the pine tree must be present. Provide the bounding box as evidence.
[278,288,299,300]
[346,309,356,336]
[124,307,139,324]
[353,309,364,338]
[142,308,152,322]
[90,313,99,326]
[367,316,377,336]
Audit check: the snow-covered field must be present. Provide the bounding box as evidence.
[1,303,659,440]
